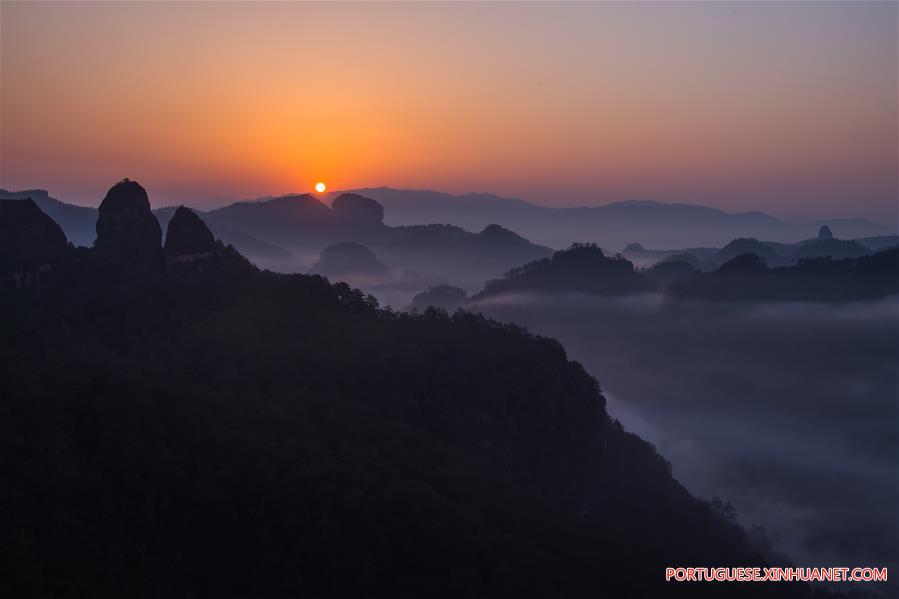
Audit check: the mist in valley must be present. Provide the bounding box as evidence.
[463,291,898,575]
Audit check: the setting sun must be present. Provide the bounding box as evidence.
[314,182,326,193]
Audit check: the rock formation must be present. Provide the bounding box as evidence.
[164,206,217,268]
[94,178,162,269]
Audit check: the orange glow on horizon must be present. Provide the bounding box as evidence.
[0,1,895,222]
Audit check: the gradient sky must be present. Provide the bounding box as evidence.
[1,1,896,223]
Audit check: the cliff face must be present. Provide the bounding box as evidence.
[0,198,68,288]
[95,179,163,269]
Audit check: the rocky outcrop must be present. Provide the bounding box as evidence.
[95,179,162,269]
[164,206,216,268]
[0,198,68,289]
[331,193,384,228]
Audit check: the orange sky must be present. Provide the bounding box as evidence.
[1,1,896,222]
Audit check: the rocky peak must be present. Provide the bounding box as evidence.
[95,178,163,268]
[818,225,834,240]
[165,206,216,258]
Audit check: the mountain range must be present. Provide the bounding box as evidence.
[0,187,553,289]
[463,241,898,304]
[345,187,897,250]
[0,181,819,598]
[4,185,896,297]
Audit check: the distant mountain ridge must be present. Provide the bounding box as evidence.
[668,249,899,303]
[0,188,97,247]
[622,226,897,271]
[4,185,894,287]
[0,187,552,288]
[345,187,896,250]
[463,242,898,304]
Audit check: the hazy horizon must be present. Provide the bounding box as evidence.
[1,1,896,223]
[2,181,897,228]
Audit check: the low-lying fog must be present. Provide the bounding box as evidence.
[463,293,898,574]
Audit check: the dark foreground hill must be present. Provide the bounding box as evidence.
[0,184,822,598]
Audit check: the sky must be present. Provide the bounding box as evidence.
[1,1,896,223]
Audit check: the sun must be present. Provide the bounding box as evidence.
[314,182,326,193]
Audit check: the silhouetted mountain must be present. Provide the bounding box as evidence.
[622,226,884,272]
[719,253,770,273]
[409,284,469,312]
[163,206,219,275]
[371,223,553,289]
[786,238,870,262]
[310,242,389,282]
[331,192,386,228]
[465,223,539,253]
[0,188,96,247]
[644,260,700,289]
[207,193,335,248]
[155,206,296,270]
[661,252,702,269]
[473,243,655,300]
[3,188,550,289]
[622,243,717,269]
[669,249,899,303]
[165,206,216,257]
[94,178,163,270]
[0,198,68,288]
[712,238,785,269]
[188,194,552,286]
[346,187,895,250]
[0,182,819,598]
